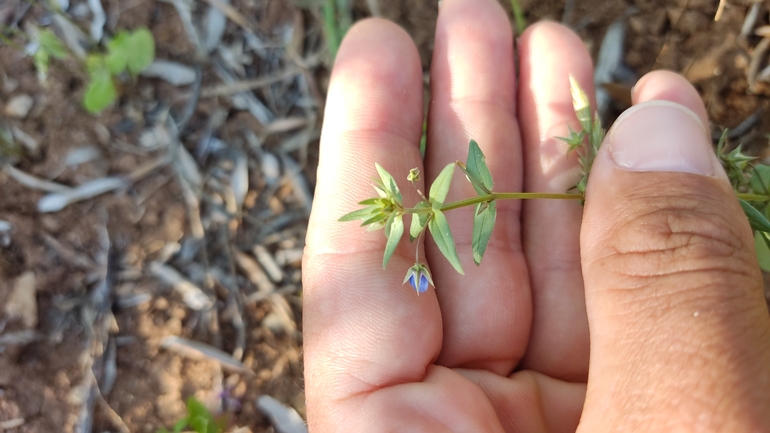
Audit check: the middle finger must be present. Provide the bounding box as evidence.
[426,0,530,376]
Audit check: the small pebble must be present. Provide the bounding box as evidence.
[4,94,34,119]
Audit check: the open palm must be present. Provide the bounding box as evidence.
[303,0,770,431]
[304,1,590,430]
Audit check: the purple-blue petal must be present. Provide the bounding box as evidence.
[408,273,418,292]
[418,273,429,293]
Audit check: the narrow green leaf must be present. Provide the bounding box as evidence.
[409,201,431,241]
[754,231,770,272]
[338,206,377,222]
[739,199,770,232]
[83,69,117,114]
[383,214,403,269]
[358,198,386,206]
[126,28,155,75]
[361,212,388,227]
[429,163,455,208]
[375,163,402,202]
[472,200,496,265]
[428,209,464,274]
[466,140,493,195]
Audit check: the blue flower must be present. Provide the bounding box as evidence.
[403,263,434,295]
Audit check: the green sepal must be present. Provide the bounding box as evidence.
[383,213,404,269]
[472,200,496,266]
[409,201,431,242]
[739,199,770,232]
[429,163,455,208]
[428,209,464,274]
[465,140,493,195]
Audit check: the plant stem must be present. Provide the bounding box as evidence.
[401,192,770,215]
[738,193,770,202]
[403,192,584,214]
[442,192,583,211]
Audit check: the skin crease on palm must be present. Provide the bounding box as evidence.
[302,0,770,431]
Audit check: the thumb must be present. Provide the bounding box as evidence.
[579,72,770,432]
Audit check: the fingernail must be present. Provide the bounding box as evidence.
[608,101,714,175]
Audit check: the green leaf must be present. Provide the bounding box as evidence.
[38,29,68,59]
[338,206,377,222]
[361,212,388,227]
[409,201,430,241]
[185,397,217,433]
[359,198,387,206]
[375,163,402,203]
[83,68,117,114]
[472,200,496,265]
[754,231,770,272]
[739,199,770,232]
[126,28,155,75]
[429,163,455,208]
[383,213,403,269]
[466,140,493,195]
[751,164,770,195]
[428,209,463,274]
[105,31,130,74]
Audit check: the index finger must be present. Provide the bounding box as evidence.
[302,19,442,428]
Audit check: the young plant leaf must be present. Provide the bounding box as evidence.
[105,31,130,74]
[466,140,493,195]
[126,28,155,75]
[383,213,404,269]
[429,163,455,208]
[739,199,770,232]
[428,209,464,274]
[471,200,496,265]
[375,163,402,202]
[409,201,431,241]
[83,65,117,114]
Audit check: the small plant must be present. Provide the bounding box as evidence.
[31,28,68,82]
[83,28,155,114]
[158,397,227,433]
[340,79,770,293]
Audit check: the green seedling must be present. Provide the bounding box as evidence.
[341,78,770,293]
[32,28,68,81]
[158,397,227,433]
[83,28,155,114]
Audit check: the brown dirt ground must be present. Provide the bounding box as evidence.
[1,0,769,432]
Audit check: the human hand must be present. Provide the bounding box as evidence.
[302,0,770,431]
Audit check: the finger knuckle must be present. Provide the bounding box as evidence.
[598,193,759,304]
